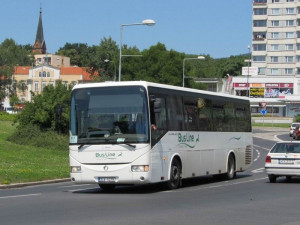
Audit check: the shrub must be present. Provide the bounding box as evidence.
[0,112,17,121]
[7,124,68,151]
[294,115,300,122]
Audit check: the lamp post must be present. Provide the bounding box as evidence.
[246,45,251,97]
[182,56,205,87]
[118,19,155,82]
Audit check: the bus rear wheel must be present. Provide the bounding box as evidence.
[99,184,116,191]
[167,158,181,190]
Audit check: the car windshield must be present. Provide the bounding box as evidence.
[292,124,299,128]
[271,143,300,153]
[70,86,149,145]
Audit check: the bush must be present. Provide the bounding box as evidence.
[0,112,17,121]
[7,124,68,151]
[295,115,300,122]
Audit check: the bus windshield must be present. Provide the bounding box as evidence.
[70,86,149,145]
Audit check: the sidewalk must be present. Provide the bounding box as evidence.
[0,178,70,189]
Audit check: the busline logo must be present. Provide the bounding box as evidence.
[177,133,200,148]
[95,152,122,159]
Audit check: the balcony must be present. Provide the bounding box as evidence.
[253,0,267,5]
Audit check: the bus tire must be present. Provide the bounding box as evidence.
[225,154,236,180]
[99,184,116,191]
[167,158,182,190]
[268,175,277,183]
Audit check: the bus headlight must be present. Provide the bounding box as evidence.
[71,166,81,173]
[131,165,149,172]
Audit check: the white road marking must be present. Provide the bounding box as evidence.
[0,193,41,199]
[170,177,268,193]
[251,167,265,174]
[253,144,270,151]
[253,148,260,162]
[60,184,93,188]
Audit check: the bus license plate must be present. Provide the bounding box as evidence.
[98,177,117,182]
[279,159,294,164]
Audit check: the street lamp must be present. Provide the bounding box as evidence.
[245,45,251,97]
[118,19,155,82]
[182,56,205,87]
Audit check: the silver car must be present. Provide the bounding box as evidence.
[265,141,300,183]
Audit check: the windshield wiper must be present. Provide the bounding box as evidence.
[123,143,136,149]
[78,144,85,150]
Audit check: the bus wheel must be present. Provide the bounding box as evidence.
[226,154,236,180]
[167,158,181,189]
[99,184,116,191]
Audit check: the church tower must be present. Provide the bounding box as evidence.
[32,8,46,54]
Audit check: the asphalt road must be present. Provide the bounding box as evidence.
[1,130,300,225]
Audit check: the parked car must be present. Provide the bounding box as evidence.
[293,125,300,140]
[4,107,17,114]
[265,141,300,183]
[289,123,300,137]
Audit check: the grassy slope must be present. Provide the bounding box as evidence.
[0,121,69,184]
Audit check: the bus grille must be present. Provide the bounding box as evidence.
[245,145,252,165]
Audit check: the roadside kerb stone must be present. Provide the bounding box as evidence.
[0,178,70,189]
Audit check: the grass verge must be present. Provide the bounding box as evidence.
[0,121,69,184]
[252,123,290,128]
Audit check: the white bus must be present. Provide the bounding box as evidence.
[69,81,252,190]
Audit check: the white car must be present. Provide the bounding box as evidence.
[265,141,300,183]
[289,123,300,137]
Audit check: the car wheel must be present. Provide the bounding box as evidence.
[167,158,181,190]
[268,175,277,183]
[286,176,292,182]
[99,184,116,191]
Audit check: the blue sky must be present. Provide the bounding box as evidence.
[0,0,252,58]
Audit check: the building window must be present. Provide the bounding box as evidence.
[271,56,279,63]
[34,82,39,92]
[253,32,266,40]
[270,44,279,51]
[253,44,266,51]
[63,81,68,87]
[271,8,280,15]
[271,68,279,75]
[271,32,279,39]
[271,20,280,27]
[285,68,293,74]
[286,56,294,63]
[39,72,42,77]
[254,8,267,15]
[285,44,294,50]
[286,0,294,2]
[286,8,295,14]
[42,82,46,90]
[286,20,295,26]
[272,0,280,2]
[258,67,266,75]
[253,56,266,62]
[47,72,50,77]
[254,20,267,27]
[296,55,300,62]
[49,82,54,86]
[286,32,294,38]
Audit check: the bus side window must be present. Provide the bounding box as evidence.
[150,96,167,144]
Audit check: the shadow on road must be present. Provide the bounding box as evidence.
[71,173,253,195]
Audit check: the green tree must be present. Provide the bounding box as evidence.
[16,82,71,134]
[0,39,33,103]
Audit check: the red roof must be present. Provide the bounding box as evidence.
[60,67,95,80]
[14,66,30,74]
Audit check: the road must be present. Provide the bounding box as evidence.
[1,129,300,225]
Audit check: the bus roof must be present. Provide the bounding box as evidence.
[73,81,249,102]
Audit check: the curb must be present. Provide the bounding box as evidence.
[0,178,70,189]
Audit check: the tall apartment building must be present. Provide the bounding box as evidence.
[252,0,300,76]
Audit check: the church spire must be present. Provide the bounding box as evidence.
[33,7,46,54]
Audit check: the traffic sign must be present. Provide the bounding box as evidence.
[261,109,267,115]
[259,102,267,108]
